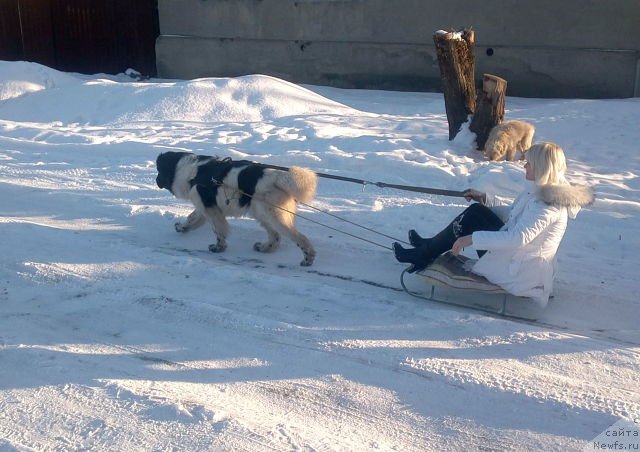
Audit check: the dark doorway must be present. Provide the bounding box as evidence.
[0,0,159,76]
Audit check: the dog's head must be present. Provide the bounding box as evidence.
[518,146,532,160]
[156,151,189,192]
[484,142,505,161]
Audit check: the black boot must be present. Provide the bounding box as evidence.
[401,218,459,272]
[408,229,431,248]
[392,242,434,273]
[393,242,422,263]
[426,223,458,258]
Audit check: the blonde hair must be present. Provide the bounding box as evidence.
[526,142,567,185]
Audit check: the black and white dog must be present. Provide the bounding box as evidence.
[156,151,318,266]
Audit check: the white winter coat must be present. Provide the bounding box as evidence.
[471,182,594,307]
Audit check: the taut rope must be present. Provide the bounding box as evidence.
[255,163,467,198]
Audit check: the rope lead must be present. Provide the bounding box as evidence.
[255,162,466,198]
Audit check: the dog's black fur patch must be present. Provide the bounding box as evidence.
[195,184,218,207]
[237,165,265,207]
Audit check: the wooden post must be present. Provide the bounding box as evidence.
[469,74,507,150]
[433,29,476,140]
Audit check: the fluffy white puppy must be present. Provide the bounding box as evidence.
[484,120,535,161]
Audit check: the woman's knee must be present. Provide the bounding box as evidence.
[464,203,487,215]
[456,203,503,234]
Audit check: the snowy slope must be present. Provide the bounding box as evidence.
[0,61,639,451]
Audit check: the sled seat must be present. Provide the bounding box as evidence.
[401,252,539,319]
[416,252,507,294]
[400,251,516,315]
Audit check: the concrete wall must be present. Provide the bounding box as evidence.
[156,0,640,98]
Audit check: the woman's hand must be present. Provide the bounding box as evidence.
[451,235,472,256]
[463,189,486,204]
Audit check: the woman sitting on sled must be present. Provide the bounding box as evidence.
[393,142,594,307]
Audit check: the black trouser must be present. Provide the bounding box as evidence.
[451,203,504,236]
[447,203,504,257]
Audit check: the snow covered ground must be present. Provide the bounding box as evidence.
[0,60,638,451]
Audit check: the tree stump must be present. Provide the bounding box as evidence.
[433,29,476,140]
[469,74,507,150]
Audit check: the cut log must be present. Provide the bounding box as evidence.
[433,29,476,140]
[469,74,507,150]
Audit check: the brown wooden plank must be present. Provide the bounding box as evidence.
[50,0,115,73]
[113,0,159,76]
[18,0,56,68]
[0,0,23,61]
[49,0,158,75]
[3,0,158,76]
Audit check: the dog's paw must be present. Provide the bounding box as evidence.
[299,248,315,266]
[300,254,315,266]
[253,242,278,253]
[208,243,227,253]
[175,222,188,233]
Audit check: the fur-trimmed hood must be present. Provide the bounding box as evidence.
[535,183,595,219]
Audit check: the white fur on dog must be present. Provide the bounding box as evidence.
[484,120,535,161]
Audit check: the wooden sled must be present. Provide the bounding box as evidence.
[400,252,541,320]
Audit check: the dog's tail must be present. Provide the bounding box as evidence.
[275,166,317,203]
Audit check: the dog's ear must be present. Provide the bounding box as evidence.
[157,152,187,172]
[157,151,182,168]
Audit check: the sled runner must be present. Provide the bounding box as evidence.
[400,252,541,320]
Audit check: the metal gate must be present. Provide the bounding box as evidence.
[0,0,159,76]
